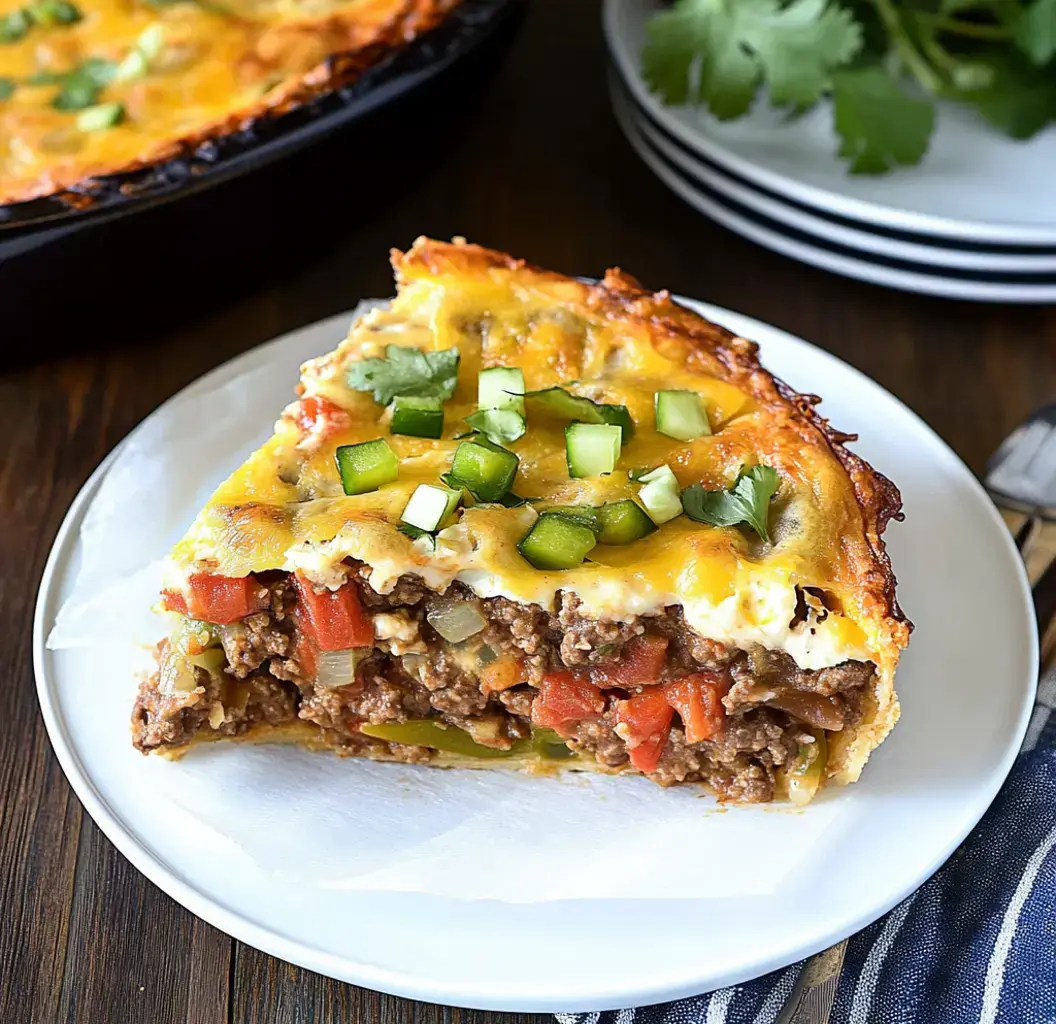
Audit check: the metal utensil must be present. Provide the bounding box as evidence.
[777,406,1056,1023]
[774,940,847,1024]
[985,403,1056,630]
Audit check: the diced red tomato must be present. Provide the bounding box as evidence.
[162,574,266,625]
[531,672,605,730]
[293,572,373,650]
[664,672,728,743]
[590,634,669,686]
[615,688,674,773]
[295,395,351,441]
[161,589,189,616]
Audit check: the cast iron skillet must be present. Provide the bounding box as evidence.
[0,0,525,352]
[0,0,525,254]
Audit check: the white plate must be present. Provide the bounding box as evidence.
[613,90,1056,304]
[619,79,1056,275]
[605,0,1056,248]
[35,309,1037,1011]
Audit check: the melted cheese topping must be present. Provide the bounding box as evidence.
[167,240,898,672]
[0,0,450,202]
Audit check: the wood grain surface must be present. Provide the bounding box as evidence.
[2,2,1054,1022]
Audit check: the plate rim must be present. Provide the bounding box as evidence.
[602,0,1056,248]
[614,97,1056,305]
[617,77,1056,274]
[33,308,1039,1011]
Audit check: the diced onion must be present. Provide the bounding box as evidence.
[188,648,226,676]
[315,648,368,689]
[426,602,487,643]
[158,644,199,696]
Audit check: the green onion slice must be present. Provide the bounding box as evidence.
[76,100,123,131]
[636,464,683,524]
[400,484,461,532]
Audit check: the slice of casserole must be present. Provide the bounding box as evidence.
[134,237,910,804]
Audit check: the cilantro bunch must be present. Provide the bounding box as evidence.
[641,0,1056,174]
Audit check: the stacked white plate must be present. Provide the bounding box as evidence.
[604,0,1056,303]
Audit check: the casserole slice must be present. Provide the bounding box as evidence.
[134,237,910,803]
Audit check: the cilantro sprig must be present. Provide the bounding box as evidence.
[347,345,460,407]
[682,464,780,543]
[642,0,1056,175]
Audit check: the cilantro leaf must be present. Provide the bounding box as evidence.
[0,78,14,100]
[968,56,1056,139]
[745,0,862,107]
[831,66,934,174]
[27,0,82,26]
[465,408,526,446]
[682,464,780,542]
[51,58,118,111]
[0,10,29,42]
[642,0,861,119]
[1015,0,1056,66]
[347,345,459,407]
[642,0,759,116]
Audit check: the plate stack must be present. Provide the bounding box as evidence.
[604,0,1056,303]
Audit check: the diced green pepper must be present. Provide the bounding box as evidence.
[544,505,601,533]
[359,720,513,758]
[449,436,519,501]
[523,386,635,443]
[655,390,711,441]
[565,422,622,478]
[391,395,443,438]
[530,727,575,759]
[518,512,597,570]
[596,499,657,545]
[335,438,399,495]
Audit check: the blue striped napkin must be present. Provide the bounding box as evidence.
[557,673,1056,1024]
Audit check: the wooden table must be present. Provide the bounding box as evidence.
[3,2,1055,1021]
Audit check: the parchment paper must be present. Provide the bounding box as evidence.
[46,304,843,902]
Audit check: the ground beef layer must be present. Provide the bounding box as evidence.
[133,572,876,803]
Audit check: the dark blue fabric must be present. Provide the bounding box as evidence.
[557,707,1056,1024]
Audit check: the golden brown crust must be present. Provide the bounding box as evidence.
[156,236,908,796]
[2,0,460,207]
[393,236,912,637]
